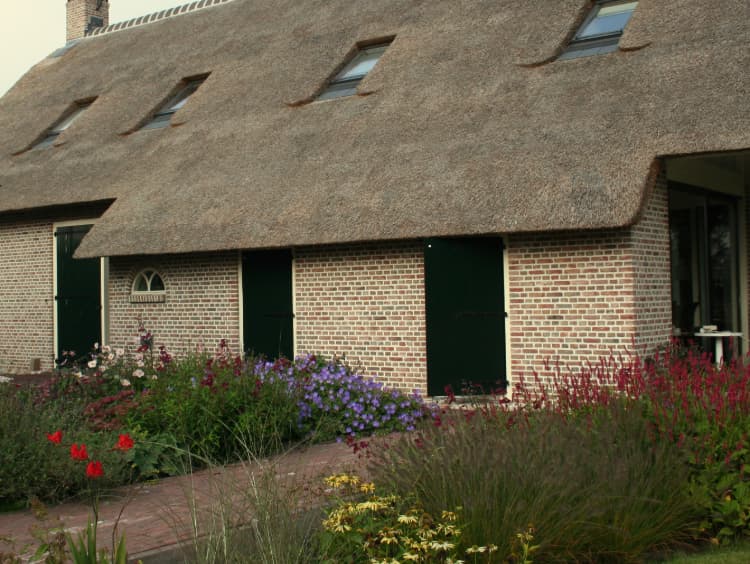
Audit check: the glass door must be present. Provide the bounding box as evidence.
[669,186,739,338]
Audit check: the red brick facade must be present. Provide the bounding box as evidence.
[106,253,241,356]
[294,243,428,394]
[632,173,672,350]
[0,220,54,373]
[506,173,671,382]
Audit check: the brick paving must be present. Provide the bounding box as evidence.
[0,441,361,562]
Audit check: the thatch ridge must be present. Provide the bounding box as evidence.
[87,0,236,38]
[0,0,747,258]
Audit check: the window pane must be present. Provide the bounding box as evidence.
[33,132,60,150]
[336,45,389,81]
[53,103,91,132]
[134,274,149,292]
[167,81,203,112]
[317,79,361,101]
[578,2,637,39]
[150,273,165,291]
[141,112,173,130]
[598,1,638,16]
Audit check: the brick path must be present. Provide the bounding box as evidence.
[0,441,361,562]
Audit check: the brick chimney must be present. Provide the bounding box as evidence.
[66,0,109,42]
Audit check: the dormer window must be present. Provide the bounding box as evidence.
[32,100,94,149]
[140,76,207,130]
[559,1,638,60]
[316,40,393,101]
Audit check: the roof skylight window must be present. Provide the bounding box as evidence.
[141,76,207,130]
[316,40,392,101]
[559,0,638,60]
[32,100,94,149]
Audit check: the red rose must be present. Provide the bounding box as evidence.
[86,461,104,479]
[47,430,63,444]
[70,443,89,461]
[116,433,134,451]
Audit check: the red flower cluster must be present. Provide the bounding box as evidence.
[70,443,89,461]
[46,430,62,444]
[116,433,134,451]
[47,431,136,481]
[86,461,104,479]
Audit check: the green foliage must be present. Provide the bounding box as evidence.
[65,520,127,564]
[126,354,301,462]
[122,430,182,478]
[370,403,702,563]
[0,386,132,505]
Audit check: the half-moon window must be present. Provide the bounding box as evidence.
[131,269,166,302]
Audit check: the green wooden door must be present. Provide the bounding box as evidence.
[242,249,294,359]
[56,225,101,363]
[424,237,506,396]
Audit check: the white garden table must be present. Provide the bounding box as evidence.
[694,330,743,366]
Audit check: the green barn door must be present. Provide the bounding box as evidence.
[56,225,101,362]
[242,249,294,359]
[425,237,506,396]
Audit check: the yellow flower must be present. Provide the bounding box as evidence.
[360,482,376,494]
[429,540,455,551]
[402,553,420,561]
[398,514,419,525]
[466,545,487,554]
[487,544,498,553]
[441,510,458,522]
[436,523,459,536]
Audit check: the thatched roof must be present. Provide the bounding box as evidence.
[0,0,747,258]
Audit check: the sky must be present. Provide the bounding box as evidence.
[0,1,191,97]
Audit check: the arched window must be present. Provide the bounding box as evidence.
[130,269,166,302]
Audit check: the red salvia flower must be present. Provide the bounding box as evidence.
[70,443,89,461]
[46,430,63,444]
[115,433,134,451]
[86,461,104,479]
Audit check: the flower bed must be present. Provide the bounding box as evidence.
[0,336,428,508]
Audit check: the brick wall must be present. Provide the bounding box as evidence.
[506,172,672,383]
[506,229,634,381]
[66,0,109,41]
[294,242,427,394]
[107,252,241,356]
[632,172,672,350]
[0,220,54,373]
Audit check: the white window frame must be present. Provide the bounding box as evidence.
[130,268,167,303]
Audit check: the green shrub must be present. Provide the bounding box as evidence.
[0,386,133,505]
[370,403,702,562]
[126,353,301,462]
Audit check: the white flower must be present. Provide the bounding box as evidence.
[100,365,107,372]
[115,348,125,357]
[134,353,144,362]
[107,353,115,361]
[150,374,158,380]
[93,342,99,349]
[136,360,145,368]
[120,378,131,387]
[87,360,97,368]
[133,369,145,379]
